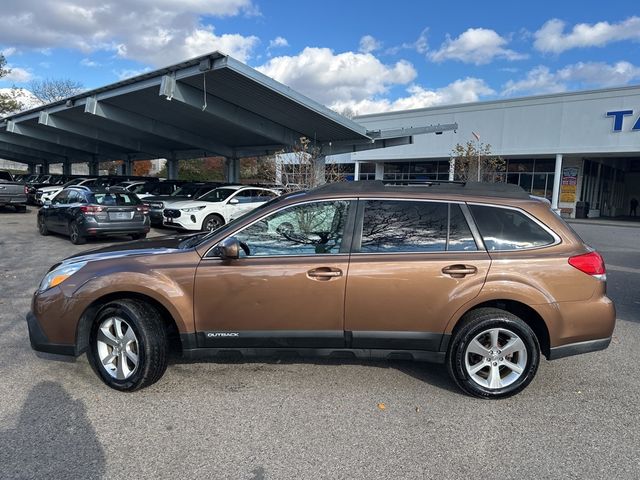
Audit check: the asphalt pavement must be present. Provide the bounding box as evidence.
[0,207,639,479]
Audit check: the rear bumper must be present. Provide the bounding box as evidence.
[548,337,611,360]
[26,311,76,356]
[80,218,150,236]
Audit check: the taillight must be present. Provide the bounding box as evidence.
[568,251,606,279]
[80,205,103,214]
[24,186,29,194]
[137,204,150,214]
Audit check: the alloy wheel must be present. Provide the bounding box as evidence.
[464,327,528,390]
[96,316,139,380]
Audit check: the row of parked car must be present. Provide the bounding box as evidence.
[36,177,282,244]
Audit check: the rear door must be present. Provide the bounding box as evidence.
[344,199,491,351]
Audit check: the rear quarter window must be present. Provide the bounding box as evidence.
[469,204,556,251]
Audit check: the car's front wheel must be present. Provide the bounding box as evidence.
[38,215,49,235]
[87,299,168,391]
[447,308,540,399]
[202,213,224,231]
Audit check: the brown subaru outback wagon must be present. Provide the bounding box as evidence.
[27,181,615,398]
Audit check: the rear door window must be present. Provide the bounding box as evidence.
[358,200,477,253]
[469,204,555,251]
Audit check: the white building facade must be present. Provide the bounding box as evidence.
[330,85,640,218]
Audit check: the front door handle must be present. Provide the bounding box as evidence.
[307,267,343,281]
[442,265,478,277]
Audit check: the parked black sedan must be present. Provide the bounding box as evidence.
[37,186,150,244]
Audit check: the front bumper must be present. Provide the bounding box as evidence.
[163,215,200,231]
[26,311,76,356]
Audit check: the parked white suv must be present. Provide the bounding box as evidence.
[162,185,280,231]
[36,178,96,205]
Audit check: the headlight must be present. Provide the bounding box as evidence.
[39,262,87,292]
[181,206,206,212]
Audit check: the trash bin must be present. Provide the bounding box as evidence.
[575,201,588,219]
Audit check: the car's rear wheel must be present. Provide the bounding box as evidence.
[131,233,147,240]
[202,214,224,231]
[15,205,27,213]
[37,215,49,235]
[87,299,168,391]
[69,221,86,245]
[447,308,540,399]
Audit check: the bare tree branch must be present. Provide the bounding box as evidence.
[29,78,84,104]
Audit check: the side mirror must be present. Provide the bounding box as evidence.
[44,200,52,207]
[228,198,239,205]
[212,237,240,260]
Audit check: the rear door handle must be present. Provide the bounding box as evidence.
[307,267,343,281]
[442,265,478,277]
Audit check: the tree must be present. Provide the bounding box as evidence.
[157,157,225,181]
[29,78,84,104]
[0,55,22,115]
[269,137,345,192]
[133,160,152,176]
[450,141,505,183]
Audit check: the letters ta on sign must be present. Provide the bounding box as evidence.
[606,110,640,132]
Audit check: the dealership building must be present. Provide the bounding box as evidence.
[332,85,640,218]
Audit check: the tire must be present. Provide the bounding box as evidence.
[69,221,86,245]
[15,205,27,213]
[201,214,224,232]
[446,308,540,399]
[131,233,147,240]
[87,299,169,392]
[37,215,49,236]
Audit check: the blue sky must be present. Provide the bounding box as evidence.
[1,0,639,114]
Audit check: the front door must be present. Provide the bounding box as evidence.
[345,199,491,351]
[193,200,355,349]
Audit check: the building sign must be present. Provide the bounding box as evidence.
[560,167,578,203]
[606,110,640,131]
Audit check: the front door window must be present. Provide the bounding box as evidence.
[232,200,350,257]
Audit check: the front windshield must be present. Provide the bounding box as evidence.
[63,178,84,187]
[171,184,203,197]
[198,188,235,203]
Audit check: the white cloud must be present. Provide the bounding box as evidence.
[331,78,495,115]
[113,67,152,80]
[80,58,100,67]
[2,66,33,82]
[268,36,289,49]
[257,47,416,106]
[359,35,381,54]
[502,66,564,96]
[0,0,259,66]
[502,61,640,96]
[0,87,42,112]
[429,28,526,65]
[1,47,17,57]
[534,17,640,54]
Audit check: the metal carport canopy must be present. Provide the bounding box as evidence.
[0,51,457,168]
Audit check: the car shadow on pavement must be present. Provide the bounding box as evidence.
[169,354,460,394]
[0,381,106,480]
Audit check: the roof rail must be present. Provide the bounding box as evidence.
[313,180,530,199]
